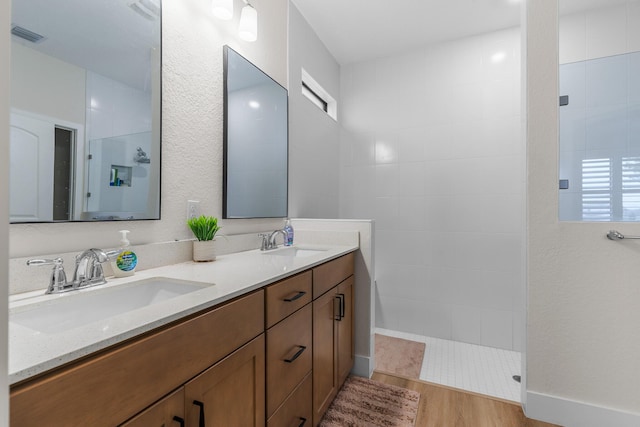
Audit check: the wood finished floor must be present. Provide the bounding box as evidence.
[372,372,561,427]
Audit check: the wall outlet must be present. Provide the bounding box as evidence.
[187,200,200,220]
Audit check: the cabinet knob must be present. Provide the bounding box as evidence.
[172,416,185,427]
[284,345,307,363]
[193,400,205,427]
[298,417,307,427]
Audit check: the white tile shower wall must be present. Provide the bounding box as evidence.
[86,72,152,141]
[340,28,525,351]
[560,2,640,65]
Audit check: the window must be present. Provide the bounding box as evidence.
[581,156,640,221]
[301,68,337,121]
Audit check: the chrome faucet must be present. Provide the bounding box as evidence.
[72,248,109,288]
[27,248,109,294]
[259,229,287,251]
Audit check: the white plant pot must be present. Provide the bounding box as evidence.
[193,240,216,262]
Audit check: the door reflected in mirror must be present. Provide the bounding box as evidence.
[9,0,161,223]
[223,46,288,219]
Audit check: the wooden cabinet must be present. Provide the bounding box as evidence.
[266,304,312,417]
[185,335,265,427]
[336,276,355,387]
[267,373,312,427]
[311,254,355,426]
[120,388,185,427]
[312,287,339,424]
[10,290,264,427]
[265,270,313,425]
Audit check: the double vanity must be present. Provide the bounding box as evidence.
[9,243,358,426]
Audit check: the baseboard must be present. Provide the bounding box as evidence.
[352,354,374,378]
[526,391,640,427]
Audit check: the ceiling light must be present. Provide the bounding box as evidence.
[238,2,258,42]
[211,0,233,20]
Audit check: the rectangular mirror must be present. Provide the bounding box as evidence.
[223,46,288,219]
[10,0,161,222]
[558,0,639,221]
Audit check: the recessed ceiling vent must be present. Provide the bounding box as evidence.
[11,25,46,43]
[128,0,160,21]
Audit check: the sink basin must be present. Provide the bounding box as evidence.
[10,277,211,334]
[263,247,328,258]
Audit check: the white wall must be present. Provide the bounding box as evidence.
[86,72,152,141]
[8,0,289,259]
[11,42,86,125]
[526,0,640,424]
[340,28,525,351]
[0,0,9,423]
[288,4,341,218]
[559,2,640,65]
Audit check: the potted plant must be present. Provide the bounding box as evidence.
[187,215,221,262]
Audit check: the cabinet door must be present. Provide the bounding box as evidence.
[312,289,339,426]
[120,388,185,427]
[337,276,355,387]
[185,335,265,427]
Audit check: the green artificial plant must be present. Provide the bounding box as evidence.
[187,215,221,241]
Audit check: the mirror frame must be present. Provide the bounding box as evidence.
[9,0,162,223]
[222,45,289,219]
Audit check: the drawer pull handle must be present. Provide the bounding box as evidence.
[335,294,345,321]
[173,416,185,427]
[284,345,307,363]
[298,417,307,427]
[193,400,205,427]
[284,291,306,302]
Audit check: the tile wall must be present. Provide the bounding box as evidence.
[340,28,525,351]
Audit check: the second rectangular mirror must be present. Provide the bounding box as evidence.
[223,46,288,219]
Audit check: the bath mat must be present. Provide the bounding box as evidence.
[375,334,426,379]
[319,376,420,427]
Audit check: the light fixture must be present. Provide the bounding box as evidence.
[238,1,258,42]
[211,0,233,20]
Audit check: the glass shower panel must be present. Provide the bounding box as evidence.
[86,131,153,220]
[559,51,640,221]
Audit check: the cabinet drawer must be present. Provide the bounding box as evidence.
[10,290,264,427]
[265,270,312,328]
[120,388,184,427]
[312,252,354,299]
[266,303,312,417]
[267,372,312,427]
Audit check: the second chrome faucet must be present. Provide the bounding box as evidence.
[260,229,288,251]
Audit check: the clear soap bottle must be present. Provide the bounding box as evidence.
[111,230,138,277]
[284,219,294,246]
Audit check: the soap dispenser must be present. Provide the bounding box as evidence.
[284,219,294,246]
[111,230,137,277]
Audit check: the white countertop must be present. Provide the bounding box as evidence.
[8,243,357,385]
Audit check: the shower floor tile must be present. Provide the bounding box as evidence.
[375,328,522,403]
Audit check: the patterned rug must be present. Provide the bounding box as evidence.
[375,334,426,379]
[319,376,420,427]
